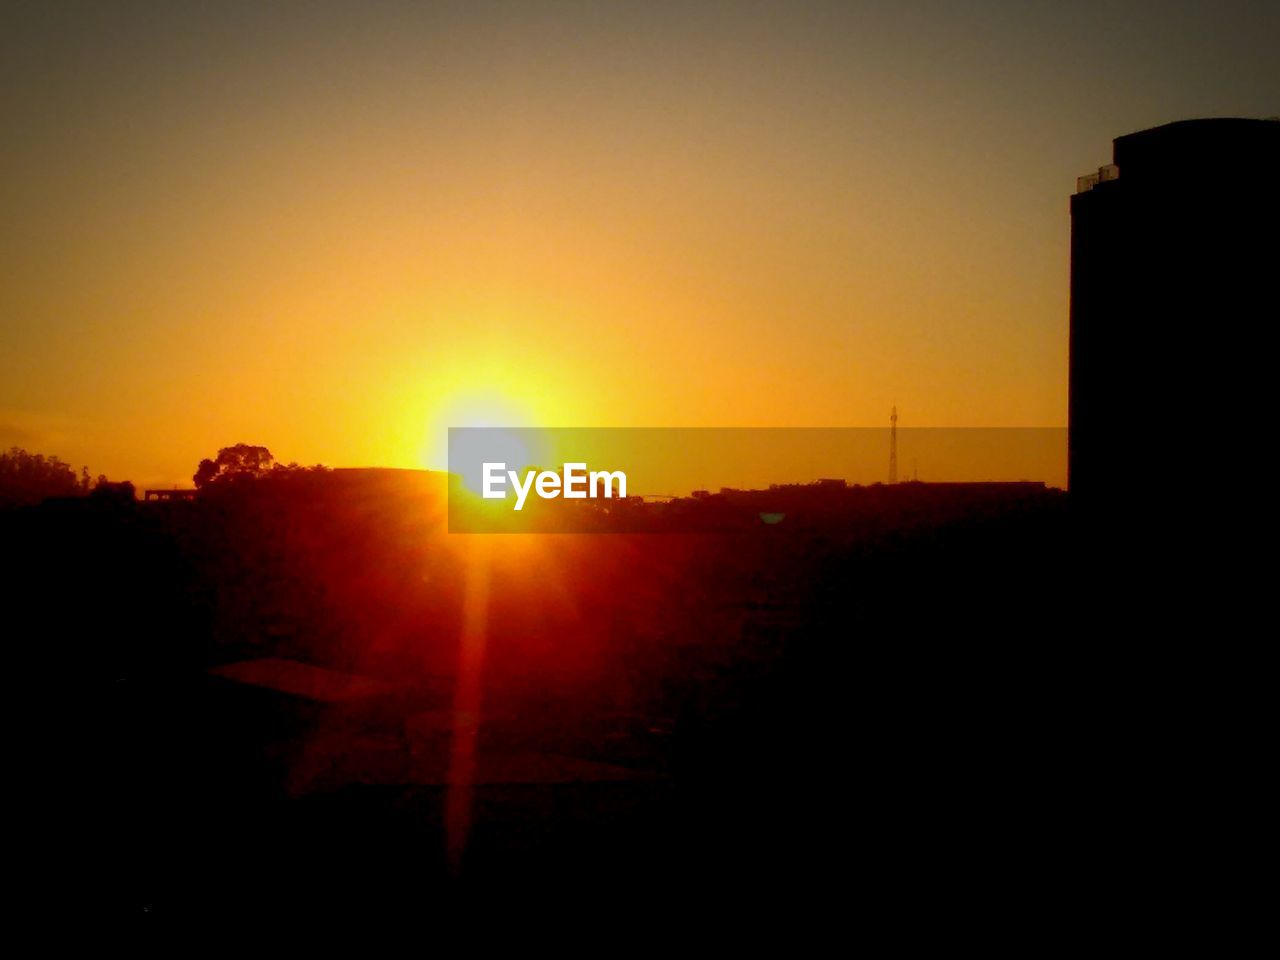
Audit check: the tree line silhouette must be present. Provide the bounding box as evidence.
[0,446,128,508]
[0,443,331,510]
[193,443,330,490]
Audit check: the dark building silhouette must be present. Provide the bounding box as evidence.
[1069,118,1278,506]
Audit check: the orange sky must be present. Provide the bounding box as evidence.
[2,2,1276,487]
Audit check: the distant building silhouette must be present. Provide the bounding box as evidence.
[144,488,197,502]
[1069,118,1278,506]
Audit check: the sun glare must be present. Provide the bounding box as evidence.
[420,372,550,465]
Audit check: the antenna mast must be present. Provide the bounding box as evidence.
[889,405,898,484]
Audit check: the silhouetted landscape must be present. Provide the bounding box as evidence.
[8,448,1091,915]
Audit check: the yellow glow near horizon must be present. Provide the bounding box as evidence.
[6,4,1272,486]
[418,360,575,474]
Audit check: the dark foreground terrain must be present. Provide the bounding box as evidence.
[8,469,1112,917]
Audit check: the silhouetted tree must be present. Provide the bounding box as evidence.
[0,447,87,508]
[91,479,136,503]
[193,444,277,489]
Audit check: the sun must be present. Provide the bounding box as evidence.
[449,426,549,498]
[418,361,572,480]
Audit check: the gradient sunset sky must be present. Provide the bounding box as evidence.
[3,1,1276,486]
